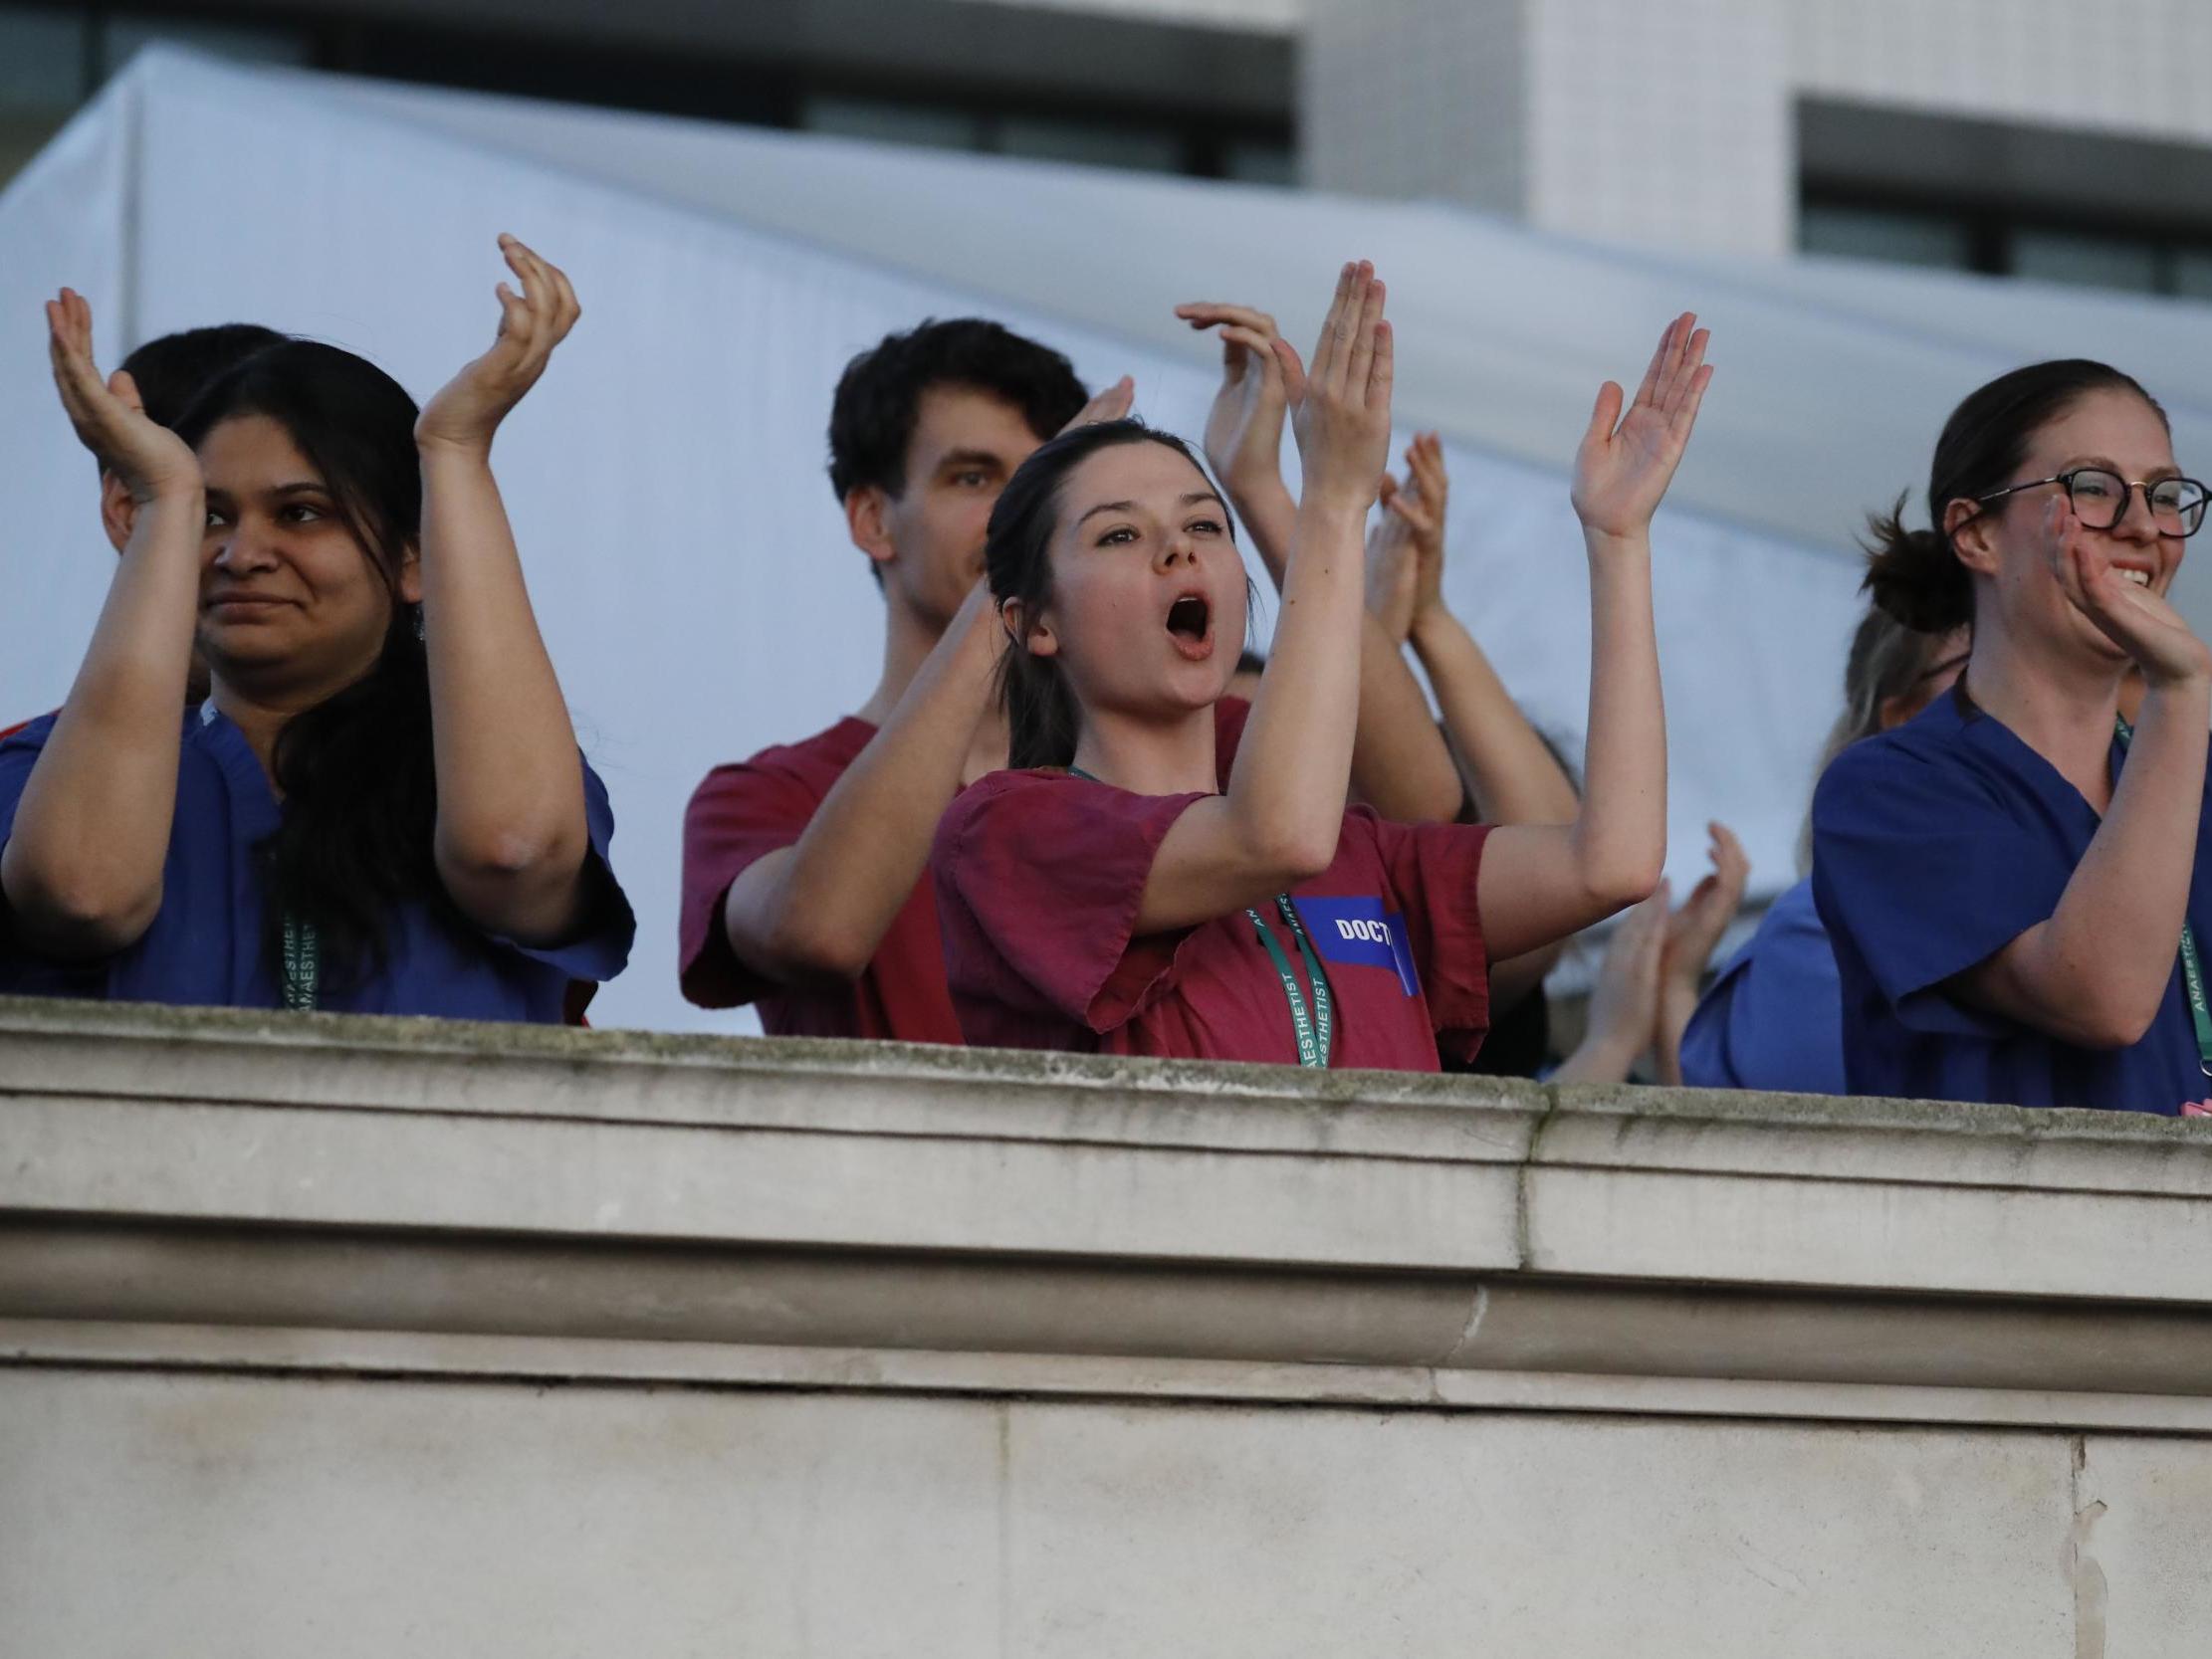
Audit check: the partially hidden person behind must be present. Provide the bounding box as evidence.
[932,264,1712,1067]
[1674,605,1966,1093]
[0,237,635,1019]
[2,320,286,743]
[678,314,1461,1046]
[1812,359,2211,1113]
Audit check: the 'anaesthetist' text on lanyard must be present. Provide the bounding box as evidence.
[1067,768,1336,1068]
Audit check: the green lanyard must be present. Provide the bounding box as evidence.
[2114,717,2212,1076]
[1245,896,1336,1068]
[1067,766,1335,1068]
[281,914,320,1012]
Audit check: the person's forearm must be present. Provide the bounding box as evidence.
[417,445,591,939]
[725,586,1002,984]
[1568,530,1665,902]
[1348,614,1462,822]
[1223,498,1366,870]
[1410,606,1578,825]
[1223,474,1294,592]
[1228,474,1456,823]
[1968,675,2210,1046]
[0,490,202,952]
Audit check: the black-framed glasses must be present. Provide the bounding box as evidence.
[1976,469,2209,538]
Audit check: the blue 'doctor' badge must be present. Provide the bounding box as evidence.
[1293,897,1420,997]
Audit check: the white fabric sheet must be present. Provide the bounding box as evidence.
[0,50,2197,1032]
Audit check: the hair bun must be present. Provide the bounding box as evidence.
[1860,497,1971,634]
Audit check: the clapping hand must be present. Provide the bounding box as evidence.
[415,235,581,457]
[1175,301,1288,503]
[2045,495,2212,688]
[1368,433,1448,640]
[46,289,199,504]
[1271,262,1394,516]
[1572,312,1712,545]
[1057,374,1135,436]
[1660,822,1748,1010]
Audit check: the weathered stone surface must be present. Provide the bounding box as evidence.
[3,994,2209,1654]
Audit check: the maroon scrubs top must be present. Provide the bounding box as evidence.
[932,769,1492,1068]
[680,699,1254,1045]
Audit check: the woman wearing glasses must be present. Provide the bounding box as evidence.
[1812,360,2212,1113]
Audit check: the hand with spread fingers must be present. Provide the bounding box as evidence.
[2045,495,2211,687]
[1572,311,1713,546]
[1057,374,1135,437]
[45,289,200,504]
[1273,261,1394,516]
[1175,301,1289,505]
[1655,821,1749,1084]
[416,235,582,457]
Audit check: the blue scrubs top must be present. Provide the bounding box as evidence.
[1678,877,1846,1095]
[1812,688,2212,1115]
[0,707,635,1022]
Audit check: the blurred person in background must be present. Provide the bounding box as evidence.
[1,320,284,743]
[933,271,1709,1067]
[1673,606,1968,1093]
[1,237,633,1020]
[1814,360,2211,1114]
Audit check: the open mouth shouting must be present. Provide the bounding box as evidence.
[1165,590,1215,661]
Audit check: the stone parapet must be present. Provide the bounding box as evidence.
[4,996,2210,1655]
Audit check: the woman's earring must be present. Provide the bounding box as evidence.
[414,607,427,643]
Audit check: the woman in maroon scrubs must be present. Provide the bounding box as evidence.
[932,264,1712,1069]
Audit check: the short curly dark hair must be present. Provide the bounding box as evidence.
[826,318,1087,504]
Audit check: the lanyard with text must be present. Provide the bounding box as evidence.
[282,914,320,1012]
[1065,765,1335,1067]
[1246,896,1336,1069]
[2114,717,2212,1076]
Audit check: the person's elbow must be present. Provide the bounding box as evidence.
[758,909,875,984]
[1252,819,1341,889]
[2054,985,2162,1050]
[0,852,160,959]
[1579,847,1664,916]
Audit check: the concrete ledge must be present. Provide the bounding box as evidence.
[6,994,2212,1422]
[8,996,2212,1655]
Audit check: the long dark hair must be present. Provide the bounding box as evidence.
[1864,359,2167,632]
[174,341,445,988]
[986,419,1231,770]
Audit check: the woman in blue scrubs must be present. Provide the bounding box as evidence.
[1680,606,1967,1094]
[1812,359,2211,1113]
[0,237,633,1021]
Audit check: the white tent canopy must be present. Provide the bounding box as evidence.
[4,49,2208,1034]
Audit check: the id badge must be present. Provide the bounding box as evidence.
[1293,897,1420,997]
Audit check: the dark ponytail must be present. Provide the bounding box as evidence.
[985,418,1225,771]
[1865,358,2168,632]
[175,340,449,990]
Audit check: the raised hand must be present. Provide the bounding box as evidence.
[1366,475,1420,642]
[1058,374,1135,437]
[1175,301,1288,501]
[2046,495,2212,687]
[415,235,581,457]
[45,289,199,504]
[1572,312,1712,544]
[1555,882,1672,1083]
[1272,262,1393,515]
[1660,821,1748,1003]
[1389,431,1449,621]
